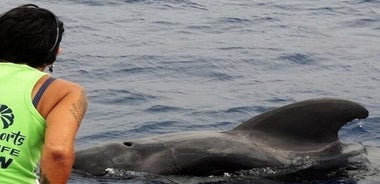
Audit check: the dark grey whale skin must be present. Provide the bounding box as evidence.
[73,98,369,176]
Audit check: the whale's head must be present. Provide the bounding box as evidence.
[73,140,175,176]
[73,142,142,176]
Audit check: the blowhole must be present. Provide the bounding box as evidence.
[124,142,133,147]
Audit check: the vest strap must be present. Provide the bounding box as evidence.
[32,77,56,107]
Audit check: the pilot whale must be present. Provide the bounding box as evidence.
[73,98,369,176]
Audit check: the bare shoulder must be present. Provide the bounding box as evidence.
[50,78,88,107]
[37,77,88,120]
[48,79,87,102]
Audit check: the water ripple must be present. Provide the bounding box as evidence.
[343,18,379,28]
[90,89,156,105]
[145,105,187,113]
[278,53,316,65]
[130,121,180,134]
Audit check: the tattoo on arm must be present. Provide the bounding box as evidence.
[69,89,87,125]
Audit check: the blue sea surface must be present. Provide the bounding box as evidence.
[2,0,380,183]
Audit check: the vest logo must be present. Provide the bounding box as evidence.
[0,104,14,129]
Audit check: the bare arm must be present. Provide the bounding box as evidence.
[39,80,88,184]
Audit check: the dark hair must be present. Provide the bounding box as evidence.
[0,4,64,67]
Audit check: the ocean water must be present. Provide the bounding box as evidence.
[2,0,380,183]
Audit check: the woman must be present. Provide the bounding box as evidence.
[0,4,88,184]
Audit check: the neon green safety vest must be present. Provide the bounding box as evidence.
[0,62,47,184]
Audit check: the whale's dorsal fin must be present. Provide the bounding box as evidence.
[232,98,368,147]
